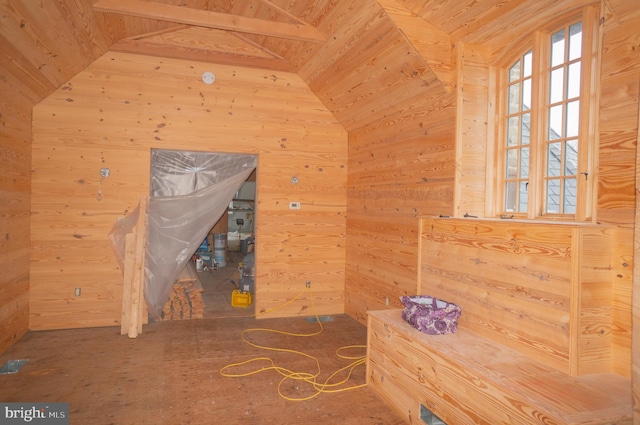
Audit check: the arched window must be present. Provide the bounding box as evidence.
[494,8,599,221]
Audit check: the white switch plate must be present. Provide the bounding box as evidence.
[289,202,301,210]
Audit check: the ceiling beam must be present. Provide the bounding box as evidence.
[93,0,326,43]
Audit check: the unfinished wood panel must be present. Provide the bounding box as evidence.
[0,90,31,354]
[344,70,456,324]
[30,51,346,330]
[367,309,632,425]
[419,217,614,376]
[454,42,489,218]
[597,4,640,378]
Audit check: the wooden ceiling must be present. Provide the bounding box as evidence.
[0,0,605,130]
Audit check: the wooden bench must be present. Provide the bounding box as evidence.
[367,309,632,425]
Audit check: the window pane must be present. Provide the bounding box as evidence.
[569,22,583,61]
[508,116,519,146]
[523,51,533,78]
[521,113,530,145]
[551,29,566,67]
[547,142,561,177]
[520,147,529,178]
[546,179,560,213]
[550,68,564,104]
[506,149,518,179]
[566,100,580,137]
[567,62,581,99]
[548,105,563,139]
[519,181,528,212]
[505,181,516,212]
[564,178,577,213]
[565,140,578,175]
[522,78,532,111]
[509,60,521,82]
[508,83,520,114]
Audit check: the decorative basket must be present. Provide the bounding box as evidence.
[400,295,462,335]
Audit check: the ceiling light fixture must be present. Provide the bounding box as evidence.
[202,71,215,84]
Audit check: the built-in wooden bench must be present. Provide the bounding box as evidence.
[367,309,632,425]
[365,217,632,424]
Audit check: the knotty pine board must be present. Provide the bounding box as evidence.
[419,217,614,376]
[367,309,632,425]
[30,51,347,330]
[0,96,32,354]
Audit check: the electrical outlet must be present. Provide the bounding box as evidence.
[74,288,81,297]
[289,202,301,210]
[385,297,390,306]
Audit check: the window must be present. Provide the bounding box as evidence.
[496,10,598,221]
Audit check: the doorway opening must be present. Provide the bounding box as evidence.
[148,148,257,320]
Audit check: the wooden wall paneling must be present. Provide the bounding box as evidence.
[0,91,32,354]
[597,3,640,377]
[30,52,347,330]
[633,33,640,423]
[377,0,452,90]
[454,42,489,218]
[419,217,615,375]
[297,0,386,85]
[344,216,419,324]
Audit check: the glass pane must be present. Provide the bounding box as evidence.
[564,178,577,214]
[520,147,529,178]
[508,116,519,146]
[547,142,561,177]
[522,78,532,110]
[519,182,529,212]
[548,105,563,140]
[569,22,583,61]
[521,113,530,145]
[508,83,520,114]
[567,62,581,99]
[506,149,518,179]
[565,140,578,175]
[509,60,521,82]
[546,179,560,214]
[505,181,516,212]
[523,51,533,78]
[549,68,564,104]
[551,29,566,67]
[566,100,580,137]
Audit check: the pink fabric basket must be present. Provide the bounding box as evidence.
[400,295,462,335]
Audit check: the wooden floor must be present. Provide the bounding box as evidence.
[0,251,405,425]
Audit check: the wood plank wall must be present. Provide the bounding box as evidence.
[0,72,33,353]
[597,2,640,379]
[30,52,347,330]
[419,217,614,376]
[341,0,638,383]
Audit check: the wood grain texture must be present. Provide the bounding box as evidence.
[368,309,632,425]
[596,4,640,378]
[30,52,347,330]
[420,217,614,376]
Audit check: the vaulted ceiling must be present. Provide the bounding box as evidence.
[1,0,602,131]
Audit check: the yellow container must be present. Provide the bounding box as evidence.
[231,289,253,308]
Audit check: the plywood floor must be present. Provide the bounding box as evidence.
[0,251,405,425]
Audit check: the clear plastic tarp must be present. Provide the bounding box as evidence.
[110,149,257,319]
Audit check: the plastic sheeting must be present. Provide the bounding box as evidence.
[110,149,257,319]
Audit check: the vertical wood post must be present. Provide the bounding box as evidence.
[121,196,148,338]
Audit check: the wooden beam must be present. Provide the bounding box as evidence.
[111,39,296,72]
[93,0,326,43]
[120,196,147,338]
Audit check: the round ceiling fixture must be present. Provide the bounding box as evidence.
[202,71,215,84]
